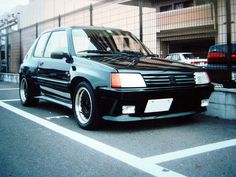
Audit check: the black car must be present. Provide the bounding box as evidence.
[19,26,214,129]
[207,43,236,86]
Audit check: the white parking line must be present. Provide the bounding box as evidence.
[46,115,70,120]
[0,99,20,102]
[144,139,236,164]
[0,100,185,177]
[0,88,18,91]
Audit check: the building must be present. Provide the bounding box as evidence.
[0,0,235,73]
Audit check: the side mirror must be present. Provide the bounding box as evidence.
[51,51,73,63]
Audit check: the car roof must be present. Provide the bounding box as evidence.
[42,26,124,33]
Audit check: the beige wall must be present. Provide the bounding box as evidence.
[156,4,214,31]
[8,31,20,73]
[4,0,236,65]
[15,0,93,29]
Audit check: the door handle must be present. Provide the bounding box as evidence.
[39,61,44,66]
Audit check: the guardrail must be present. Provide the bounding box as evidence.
[0,73,19,83]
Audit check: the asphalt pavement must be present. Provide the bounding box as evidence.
[0,81,236,177]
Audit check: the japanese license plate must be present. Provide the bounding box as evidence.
[144,98,173,113]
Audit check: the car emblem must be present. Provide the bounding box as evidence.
[169,76,176,85]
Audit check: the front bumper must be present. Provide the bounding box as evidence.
[96,85,214,121]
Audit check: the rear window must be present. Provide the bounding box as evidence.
[183,54,194,59]
[209,44,236,53]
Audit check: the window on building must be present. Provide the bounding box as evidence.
[160,5,172,12]
[174,1,193,10]
[196,0,212,5]
[34,32,50,57]
[1,51,5,60]
[44,31,68,58]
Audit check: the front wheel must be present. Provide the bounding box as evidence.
[73,82,100,130]
[19,76,39,106]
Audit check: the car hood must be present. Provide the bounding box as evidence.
[87,55,201,72]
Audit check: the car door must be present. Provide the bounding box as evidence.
[37,30,72,99]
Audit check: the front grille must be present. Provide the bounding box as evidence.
[142,72,195,88]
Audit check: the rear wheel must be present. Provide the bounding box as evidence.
[19,76,39,106]
[73,82,100,130]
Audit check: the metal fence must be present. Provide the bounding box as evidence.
[0,0,235,87]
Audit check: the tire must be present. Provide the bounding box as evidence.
[19,76,39,106]
[73,82,100,130]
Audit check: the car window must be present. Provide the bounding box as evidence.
[172,54,178,60]
[176,54,181,60]
[183,54,194,59]
[165,55,171,59]
[72,29,149,55]
[34,32,50,57]
[44,31,68,58]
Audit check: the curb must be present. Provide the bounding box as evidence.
[0,73,19,83]
[205,88,236,120]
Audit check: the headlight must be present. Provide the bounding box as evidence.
[194,72,210,85]
[111,73,146,88]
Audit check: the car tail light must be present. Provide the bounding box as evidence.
[207,52,225,63]
[232,53,236,59]
[207,52,225,59]
[190,61,207,66]
[191,61,200,65]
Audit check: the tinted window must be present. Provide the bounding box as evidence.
[44,31,68,58]
[160,5,172,12]
[72,29,149,55]
[34,32,50,57]
[183,54,194,59]
[174,1,193,9]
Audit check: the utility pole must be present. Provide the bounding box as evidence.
[139,0,143,42]
[225,0,232,86]
[89,2,93,26]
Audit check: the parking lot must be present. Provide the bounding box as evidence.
[0,81,236,177]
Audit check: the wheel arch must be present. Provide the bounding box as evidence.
[70,76,94,98]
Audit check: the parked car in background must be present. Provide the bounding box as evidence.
[207,43,236,86]
[165,52,207,67]
[19,26,214,129]
[0,58,7,72]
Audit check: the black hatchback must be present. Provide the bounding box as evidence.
[19,26,214,129]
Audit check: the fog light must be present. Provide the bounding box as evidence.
[122,105,135,114]
[201,99,209,107]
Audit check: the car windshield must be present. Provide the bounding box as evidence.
[72,28,152,56]
[183,54,194,59]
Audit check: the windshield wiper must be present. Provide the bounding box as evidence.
[77,50,114,54]
[146,54,159,58]
[119,50,144,56]
[76,50,146,59]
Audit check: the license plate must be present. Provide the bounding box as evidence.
[144,98,173,113]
